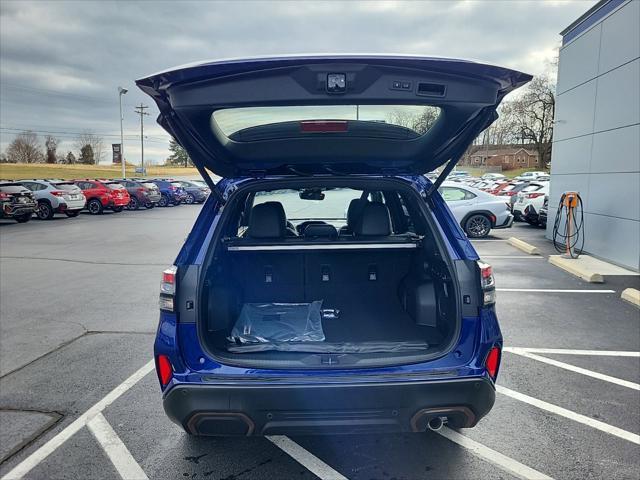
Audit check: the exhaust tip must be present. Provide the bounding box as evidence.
[427,416,444,431]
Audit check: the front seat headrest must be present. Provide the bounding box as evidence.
[304,223,338,239]
[354,202,391,236]
[247,202,287,238]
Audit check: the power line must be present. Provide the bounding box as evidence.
[0,126,167,142]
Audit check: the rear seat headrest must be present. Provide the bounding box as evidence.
[247,201,287,238]
[354,202,391,236]
[346,198,368,228]
[304,223,338,239]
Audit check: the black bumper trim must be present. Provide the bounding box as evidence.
[163,377,495,436]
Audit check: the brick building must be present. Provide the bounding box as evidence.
[461,144,540,169]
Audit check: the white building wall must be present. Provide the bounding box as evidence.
[547,0,640,270]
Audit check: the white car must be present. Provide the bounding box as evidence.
[514,171,547,181]
[439,181,513,238]
[481,173,506,181]
[513,182,550,225]
[18,179,86,219]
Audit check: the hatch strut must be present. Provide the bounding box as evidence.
[192,163,226,205]
[428,158,458,194]
[162,112,226,204]
[428,108,497,195]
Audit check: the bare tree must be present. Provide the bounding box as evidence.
[74,131,104,165]
[45,135,59,164]
[500,75,555,166]
[387,107,440,134]
[6,131,44,163]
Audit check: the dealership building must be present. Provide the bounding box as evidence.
[546,0,639,270]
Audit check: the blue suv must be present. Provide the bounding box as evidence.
[138,56,531,436]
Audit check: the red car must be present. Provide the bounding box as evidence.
[73,179,130,214]
[486,181,512,195]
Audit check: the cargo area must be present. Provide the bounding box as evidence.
[198,180,461,366]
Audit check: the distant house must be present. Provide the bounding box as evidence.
[461,144,540,169]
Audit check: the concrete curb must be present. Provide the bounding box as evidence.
[621,288,640,308]
[507,237,540,255]
[548,255,604,283]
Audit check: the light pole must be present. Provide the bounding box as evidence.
[118,86,128,178]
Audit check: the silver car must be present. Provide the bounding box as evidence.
[439,181,513,238]
[18,179,86,219]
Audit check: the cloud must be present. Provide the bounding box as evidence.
[1,0,597,165]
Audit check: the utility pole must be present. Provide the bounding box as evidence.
[134,103,149,172]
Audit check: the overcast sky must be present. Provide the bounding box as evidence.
[0,0,597,165]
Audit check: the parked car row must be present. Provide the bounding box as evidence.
[0,178,210,223]
[432,170,551,232]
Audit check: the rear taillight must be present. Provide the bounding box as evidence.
[477,261,496,306]
[159,265,177,312]
[168,186,176,191]
[51,190,66,197]
[485,346,501,381]
[137,187,145,192]
[526,192,545,199]
[0,192,9,200]
[156,354,173,387]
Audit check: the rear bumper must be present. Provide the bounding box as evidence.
[163,377,495,436]
[2,202,36,216]
[493,213,514,229]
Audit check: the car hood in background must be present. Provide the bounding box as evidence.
[137,55,531,177]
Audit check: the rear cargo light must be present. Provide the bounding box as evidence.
[159,265,177,312]
[485,346,501,381]
[156,354,173,387]
[477,261,496,305]
[526,192,545,199]
[300,120,348,133]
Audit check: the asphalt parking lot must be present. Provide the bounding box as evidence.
[1,208,639,480]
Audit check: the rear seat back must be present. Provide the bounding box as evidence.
[233,200,412,306]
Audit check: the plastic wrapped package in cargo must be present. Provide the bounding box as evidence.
[229,300,325,344]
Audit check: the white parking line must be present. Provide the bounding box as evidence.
[483,256,544,259]
[1,360,154,480]
[497,288,616,293]
[507,348,640,357]
[87,413,149,480]
[505,348,640,390]
[497,385,640,445]
[267,436,348,480]
[438,427,554,480]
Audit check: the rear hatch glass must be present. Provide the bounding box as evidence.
[54,183,80,191]
[214,105,441,139]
